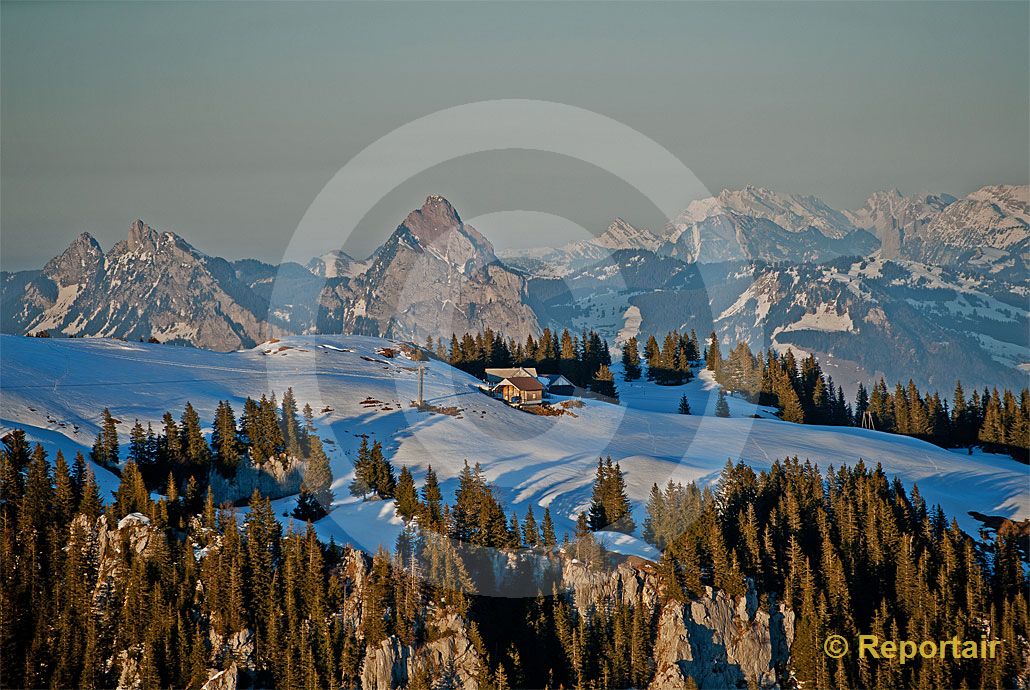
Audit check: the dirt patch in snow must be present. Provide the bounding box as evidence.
[411,401,463,418]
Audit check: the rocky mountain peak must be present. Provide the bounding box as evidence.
[42,232,103,286]
[393,195,496,268]
[401,195,463,245]
[966,184,1029,218]
[594,218,662,251]
[126,218,163,253]
[678,186,858,239]
[307,249,358,279]
[319,197,538,341]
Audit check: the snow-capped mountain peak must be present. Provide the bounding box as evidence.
[394,195,497,267]
[593,218,663,252]
[675,186,859,239]
[42,232,103,287]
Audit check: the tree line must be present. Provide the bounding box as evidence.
[86,388,335,521]
[2,428,1027,689]
[642,458,1028,689]
[432,328,619,400]
[621,329,703,386]
[702,337,1030,460]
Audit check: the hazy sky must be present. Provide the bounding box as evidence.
[2,1,1027,270]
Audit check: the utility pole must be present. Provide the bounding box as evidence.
[417,363,425,408]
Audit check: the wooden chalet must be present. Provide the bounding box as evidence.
[491,376,544,406]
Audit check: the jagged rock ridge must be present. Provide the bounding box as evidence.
[317,195,539,341]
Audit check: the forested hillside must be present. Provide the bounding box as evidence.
[2,436,1026,689]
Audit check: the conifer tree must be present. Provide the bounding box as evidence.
[128,420,149,466]
[349,437,372,498]
[280,387,302,457]
[590,364,619,401]
[53,450,76,526]
[705,332,722,373]
[522,505,540,547]
[853,383,869,425]
[369,441,396,499]
[179,402,210,473]
[159,411,182,469]
[294,435,333,521]
[643,335,660,380]
[587,456,635,533]
[211,400,242,477]
[78,466,102,520]
[420,464,444,530]
[394,466,419,522]
[541,507,557,547]
[621,337,642,381]
[90,408,120,469]
[113,461,151,518]
[677,395,691,415]
[715,389,730,417]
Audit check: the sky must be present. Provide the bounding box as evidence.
[2,1,1028,270]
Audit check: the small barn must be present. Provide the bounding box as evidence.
[491,376,544,406]
[539,374,575,396]
[484,366,539,384]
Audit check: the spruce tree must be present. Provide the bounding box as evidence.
[53,450,76,525]
[394,466,419,522]
[522,505,540,547]
[90,408,120,469]
[280,388,302,457]
[349,437,372,498]
[677,395,691,415]
[113,461,150,518]
[853,383,869,425]
[587,456,635,533]
[621,337,642,381]
[179,402,210,473]
[420,464,443,529]
[715,389,731,417]
[160,411,182,468]
[369,441,396,498]
[590,364,619,401]
[128,420,149,466]
[78,466,102,520]
[541,507,557,547]
[705,332,722,373]
[294,434,333,521]
[211,401,242,477]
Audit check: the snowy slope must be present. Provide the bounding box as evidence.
[1,335,1026,557]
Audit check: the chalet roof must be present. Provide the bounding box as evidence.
[494,376,544,392]
[539,373,574,387]
[485,366,538,379]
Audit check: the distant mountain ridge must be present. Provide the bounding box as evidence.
[1,220,288,350]
[508,184,1027,272]
[1,186,1026,393]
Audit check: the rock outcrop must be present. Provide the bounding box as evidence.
[90,512,160,606]
[359,609,486,690]
[650,587,794,689]
[562,555,793,690]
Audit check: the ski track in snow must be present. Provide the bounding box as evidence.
[1,334,1026,558]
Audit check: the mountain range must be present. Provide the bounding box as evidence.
[2,185,1026,394]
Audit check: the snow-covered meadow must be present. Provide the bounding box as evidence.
[1,334,1026,557]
